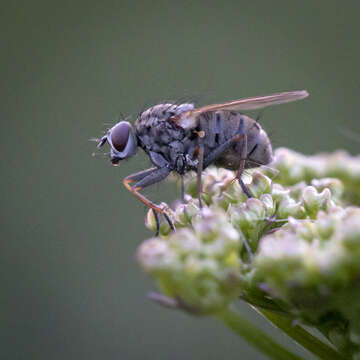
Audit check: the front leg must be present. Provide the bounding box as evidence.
[123,167,174,232]
[123,167,171,213]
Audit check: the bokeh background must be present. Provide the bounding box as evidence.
[2,1,360,359]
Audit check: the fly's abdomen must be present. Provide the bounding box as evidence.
[199,111,269,170]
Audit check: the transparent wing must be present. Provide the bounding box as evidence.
[173,90,309,129]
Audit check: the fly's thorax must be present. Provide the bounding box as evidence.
[135,103,194,129]
[135,103,197,172]
[135,103,195,154]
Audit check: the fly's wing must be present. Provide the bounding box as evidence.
[172,90,309,129]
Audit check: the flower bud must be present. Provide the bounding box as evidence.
[247,172,272,198]
[144,204,174,236]
[311,178,344,204]
[302,186,332,218]
[277,197,305,219]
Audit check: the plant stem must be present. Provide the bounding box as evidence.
[259,309,345,360]
[217,305,304,360]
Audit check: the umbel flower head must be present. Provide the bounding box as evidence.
[137,149,360,358]
[264,148,360,204]
[254,207,360,353]
[138,207,243,314]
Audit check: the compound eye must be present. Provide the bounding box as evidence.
[110,122,131,152]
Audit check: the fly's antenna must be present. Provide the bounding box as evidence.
[90,136,109,158]
[89,135,108,148]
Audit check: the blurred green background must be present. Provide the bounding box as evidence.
[2,1,360,359]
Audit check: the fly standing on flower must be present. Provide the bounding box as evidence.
[96,90,309,234]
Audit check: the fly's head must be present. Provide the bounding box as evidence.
[97,121,138,165]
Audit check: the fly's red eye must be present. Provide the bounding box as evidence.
[110,122,130,152]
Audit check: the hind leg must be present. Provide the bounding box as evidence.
[202,118,252,198]
[235,132,252,198]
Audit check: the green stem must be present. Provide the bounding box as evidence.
[216,305,304,360]
[259,309,345,360]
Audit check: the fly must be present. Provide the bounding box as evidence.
[97,90,309,234]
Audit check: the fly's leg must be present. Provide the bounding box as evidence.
[180,175,185,203]
[202,133,244,168]
[123,167,174,233]
[123,167,171,213]
[194,117,252,209]
[163,212,175,232]
[238,177,252,198]
[152,209,160,237]
[151,210,175,236]
[123,167,158,183]
[197,142,204,209]
[203,133,252,199]
[235,132,252,199]
[203,117,245,167]
[197,132,240,208]
[202,118,252,198]
[194,126,206,209]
